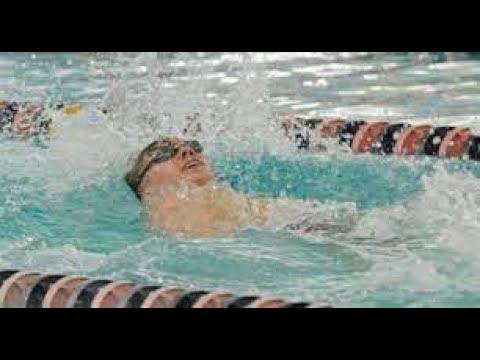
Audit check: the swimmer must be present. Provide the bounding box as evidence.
[125,137,358,237]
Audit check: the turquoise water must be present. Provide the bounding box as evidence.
[2,52,480,307]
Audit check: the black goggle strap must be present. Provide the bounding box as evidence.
[135,145,173,194]
[168,140,202,154]
[151,140,202,162]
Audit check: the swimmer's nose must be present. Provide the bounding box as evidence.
[180,147,196,160]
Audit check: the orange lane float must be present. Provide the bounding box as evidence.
[351,122,389,153]
[394,125,433,155]
[283,116,480,162]
[438,127,471,158]
[318,118,346,137]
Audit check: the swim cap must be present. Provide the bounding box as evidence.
[124,139,170,199]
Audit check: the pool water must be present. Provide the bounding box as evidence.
[2,52,480,307]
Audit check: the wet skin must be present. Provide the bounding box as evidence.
[138,138,268,237]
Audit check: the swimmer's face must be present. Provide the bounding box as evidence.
[138,138,213,198]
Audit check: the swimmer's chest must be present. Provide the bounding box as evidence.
[174,186,249,218]
[150,186,251,233]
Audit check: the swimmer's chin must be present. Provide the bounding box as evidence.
[182,169,213,187]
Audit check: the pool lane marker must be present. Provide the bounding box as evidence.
[140,286,186,308]
[67,279,113,308]
[468,136,480,161]
[373,123,411,155]
[351,122,389,153]
[246,297,286,308]
[192,291,235,308]
[26,274,66,308]
[0,271,41,308]
[282,302,310,308]
[118,285,162,308]
[174,290,210,308]
[338,120,366,147]
[0,270,333,308]
[284,116,480,161]
[438,127,471,158]
[319,118,346,137]
[227,296,260,308]
[394,125,433,155]
[42,276,88,308]
[90,281,136,308]
[423,126,456,156]
[0,270,19,288]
